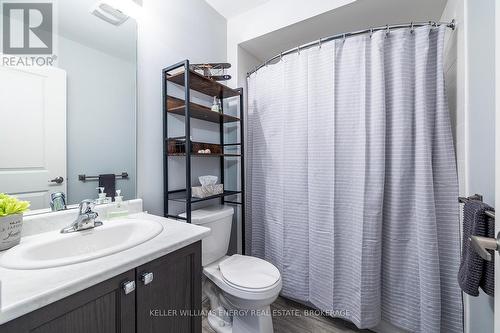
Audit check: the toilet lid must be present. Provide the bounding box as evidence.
[219,255,280,290]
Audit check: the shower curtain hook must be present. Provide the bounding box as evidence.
[342,33,346,43]
[410,22,414,34]
[385,24,390,37]
[297,46,300,55]
[370,28,374,38]
[280,52,283,62]
[318,38,322,49]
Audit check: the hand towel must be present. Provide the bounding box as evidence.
[458,199,495,297]
[98,174,116,202]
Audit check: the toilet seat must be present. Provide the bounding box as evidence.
[204,255,282,302]
[219,255,281,291]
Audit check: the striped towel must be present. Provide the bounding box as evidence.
[458,200,495,297]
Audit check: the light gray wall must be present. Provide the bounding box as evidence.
[136,0,227,216]
[468,0,495,203]
[236,46,261,253]
[466,1,495,332]
[441,0,495,331]
[58,32,137,204]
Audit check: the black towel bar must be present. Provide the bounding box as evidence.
[78,172,129,182]
[458,194,495,219]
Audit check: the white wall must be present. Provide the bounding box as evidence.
[136,0,227,216]
[226,0,355,87]
[441,0,466,196]
[467,0,495,204]
[440,0,476,331]
[442,0,496,332]
[465,0,496,330]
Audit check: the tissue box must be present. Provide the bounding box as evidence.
[192,184,223,198]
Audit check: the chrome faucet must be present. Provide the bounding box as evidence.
[60,200,103,234]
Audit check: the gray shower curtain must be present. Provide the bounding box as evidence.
[246,25,463,332]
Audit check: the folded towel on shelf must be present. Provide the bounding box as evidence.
[458,199,495,297]
[99,174,116,202]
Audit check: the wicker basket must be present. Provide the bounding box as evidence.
[192,184,224,198]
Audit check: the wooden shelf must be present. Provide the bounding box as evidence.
[167,138,240,157]
[167,96,240,123]
[166,70,241,98]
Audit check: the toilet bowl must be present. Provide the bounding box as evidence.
[181,206,282,333]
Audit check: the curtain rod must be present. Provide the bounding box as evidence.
[247,20,456,77]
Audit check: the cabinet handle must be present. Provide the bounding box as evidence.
[122,280,136,294]
[141,272,154,285]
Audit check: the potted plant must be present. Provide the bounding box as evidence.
[0,193,30,251]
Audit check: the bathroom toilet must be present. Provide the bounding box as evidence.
[181,206,282,333]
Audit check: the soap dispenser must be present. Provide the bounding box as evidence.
[96,187,107,204]
[211,96,221,113]
[107,190,129,219]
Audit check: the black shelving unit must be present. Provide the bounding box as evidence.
[163,60,245,254]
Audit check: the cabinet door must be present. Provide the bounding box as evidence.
[136,241,202,333]
[1,270,136,333]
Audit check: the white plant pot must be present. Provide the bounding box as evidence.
[0,214,23,251]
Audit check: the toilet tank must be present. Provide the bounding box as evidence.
[180,206,234,266]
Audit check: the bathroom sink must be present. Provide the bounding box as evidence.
[0,218,164,270]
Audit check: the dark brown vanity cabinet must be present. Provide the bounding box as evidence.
[0,241,201,333]
[136,241,202,333]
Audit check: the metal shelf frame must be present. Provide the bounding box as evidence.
[163,60,246,254]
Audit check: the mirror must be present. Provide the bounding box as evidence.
[0,0,137,213]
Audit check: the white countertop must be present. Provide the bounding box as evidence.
[0,212,210,325]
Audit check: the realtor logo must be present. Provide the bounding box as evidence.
[2,2,53,54]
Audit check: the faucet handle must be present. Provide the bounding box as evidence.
[60,199,102,233]
[78,199,95,215]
